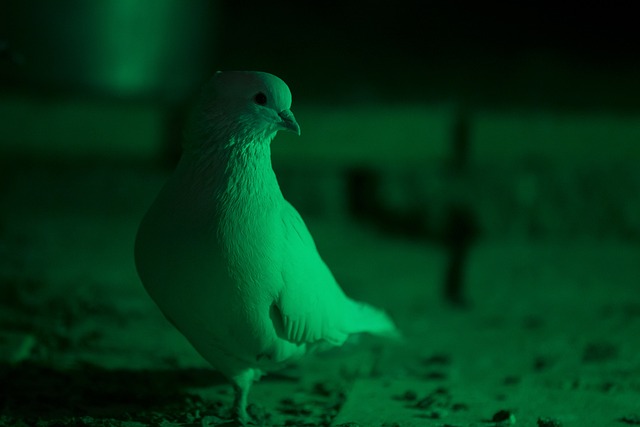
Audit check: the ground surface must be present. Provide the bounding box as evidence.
[1,164,639,426]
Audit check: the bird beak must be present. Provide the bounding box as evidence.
[278,109,301,136]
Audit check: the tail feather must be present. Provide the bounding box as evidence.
[346,299,402,341]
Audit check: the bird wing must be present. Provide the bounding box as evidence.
[275,200,350,346]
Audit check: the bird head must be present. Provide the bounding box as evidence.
[186,71,300,151]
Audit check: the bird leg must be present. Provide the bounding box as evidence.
[231,370,255,425]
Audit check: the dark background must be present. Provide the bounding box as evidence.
[219,2,640,109]
[1,2,640,426]
[2,1,639,107]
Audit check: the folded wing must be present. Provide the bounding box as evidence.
[275,201,398,347]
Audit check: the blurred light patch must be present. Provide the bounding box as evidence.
[472,110,640,165]
[3,0,217,100]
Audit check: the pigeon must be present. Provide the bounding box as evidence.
[134,71,399,424]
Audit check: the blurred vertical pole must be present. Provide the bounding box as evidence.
[443,107,478,307]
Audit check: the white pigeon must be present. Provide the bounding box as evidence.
[134,71,399,424]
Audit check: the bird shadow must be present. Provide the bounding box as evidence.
[0,361,230,423]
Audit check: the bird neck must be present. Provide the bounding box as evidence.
[180,136,282,212]
[222,141,280,199]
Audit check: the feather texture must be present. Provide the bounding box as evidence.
[134,71,399,424]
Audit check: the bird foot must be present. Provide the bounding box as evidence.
[235,411,251,426]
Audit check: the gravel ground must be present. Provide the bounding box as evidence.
[1,164,639,426]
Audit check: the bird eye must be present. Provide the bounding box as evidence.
[253,92,267,106]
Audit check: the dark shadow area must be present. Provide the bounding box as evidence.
[0,362,227,422]
[346,168,433,241]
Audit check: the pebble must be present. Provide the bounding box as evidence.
[491,409,516,425]
[537,417,562,427]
